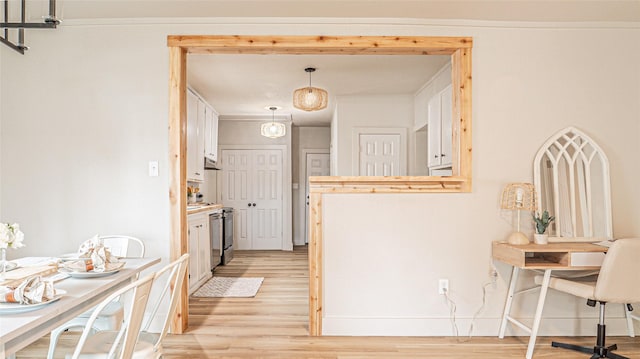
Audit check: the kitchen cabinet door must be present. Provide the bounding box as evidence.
[427,94,442,168]
[188,213,211,294]
[440,85,453,166]
[204,105,219,162]
[187,89,205,182]
[427,84,453,169]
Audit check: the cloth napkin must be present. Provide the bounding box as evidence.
[63,235,125,273]
[0,275,56,304]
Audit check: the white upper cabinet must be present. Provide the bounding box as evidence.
[204,104,219,162]
[413,62,452,173]
[187,87,219,181]
[427,84,453,169]
[187,89,204,182]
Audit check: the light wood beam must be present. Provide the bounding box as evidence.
[452,47,473,192]
[168,45,188,334]
[167,35,472,55]
[308,192,323,336]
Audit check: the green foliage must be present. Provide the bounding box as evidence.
[533,210,555,234]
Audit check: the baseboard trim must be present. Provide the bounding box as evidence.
[322,316,638,337]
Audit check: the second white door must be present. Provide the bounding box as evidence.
[222,149,283,250]
[358,133,401,176]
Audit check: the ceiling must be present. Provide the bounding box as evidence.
[58,1,640,23]
[51,0,639,126]
[187,54,450,126]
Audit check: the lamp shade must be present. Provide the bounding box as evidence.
[501,183,537,245]
[500,183,537,211]
[261,106,286,138]
[260,122,286,138]
[293,67,328,112]
[293,86,328,111]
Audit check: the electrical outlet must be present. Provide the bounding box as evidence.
[489,265,498,288]
[438,279,449,295]
[489,267,498,279]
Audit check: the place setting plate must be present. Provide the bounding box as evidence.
[0,289,66,314]
[59,268,121,278]
[1,261,18,271]
[57,254,126,278]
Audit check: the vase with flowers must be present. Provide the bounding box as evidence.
[0,222,25,280]
[532,210,555,244]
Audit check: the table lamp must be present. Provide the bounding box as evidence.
[500,183,537,245]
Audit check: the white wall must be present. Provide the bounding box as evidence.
[0,18,638,337]
[292,126,330,245]
[0,25,171,263]
[321,26,640,335]
[330,106,339,176]
[333,94,414,175]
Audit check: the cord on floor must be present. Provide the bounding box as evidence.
[442,281,492,342]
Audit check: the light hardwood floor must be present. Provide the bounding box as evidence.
[18,246,640,358]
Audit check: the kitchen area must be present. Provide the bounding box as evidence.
[185,85,234,294]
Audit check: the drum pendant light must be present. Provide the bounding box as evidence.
[293,67,328,112]
[260,106,286,138]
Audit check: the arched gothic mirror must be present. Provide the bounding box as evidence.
[533,127,613,241]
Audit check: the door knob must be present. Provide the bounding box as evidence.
[248,203,252,207]
[252,203,256,207]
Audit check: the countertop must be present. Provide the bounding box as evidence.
[186,203,223,215]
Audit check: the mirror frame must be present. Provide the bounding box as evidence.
[533,126,612,242]
[167,35,473,334]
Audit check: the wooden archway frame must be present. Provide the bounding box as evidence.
[167,35,473,334]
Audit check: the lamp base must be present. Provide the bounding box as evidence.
[507,232,530,245]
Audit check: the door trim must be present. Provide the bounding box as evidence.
[299,148,329,246]
[219,144,292,252]
[351,127,407,176]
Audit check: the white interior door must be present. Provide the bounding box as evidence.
[358,134,401,176]
[221,149,283,250]
[221,150,252,250]
[252,150,283,249]
[304,153,330,244]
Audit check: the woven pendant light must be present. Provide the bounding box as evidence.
[260,106,286,138]
[293,67,328,112]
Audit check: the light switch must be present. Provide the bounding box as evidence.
[149,161,159,177]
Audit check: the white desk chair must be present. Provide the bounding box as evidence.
[48,235,146,359]
[82,254,190,359]
[534,238,640,359]
[65,273,155,359]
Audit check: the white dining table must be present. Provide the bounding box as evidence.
[0,257,160,359]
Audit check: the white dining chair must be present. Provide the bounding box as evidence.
[102,236,146,259]
[85,254,190,358]
[136,253,189,358]
[48,235,146,359]
[65,272,155,359]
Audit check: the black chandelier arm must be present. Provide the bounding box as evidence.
[0,0,59,54]
[0,35,25,54]
[0,22,58,29]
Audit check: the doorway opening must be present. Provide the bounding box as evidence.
[168,35,473,334]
